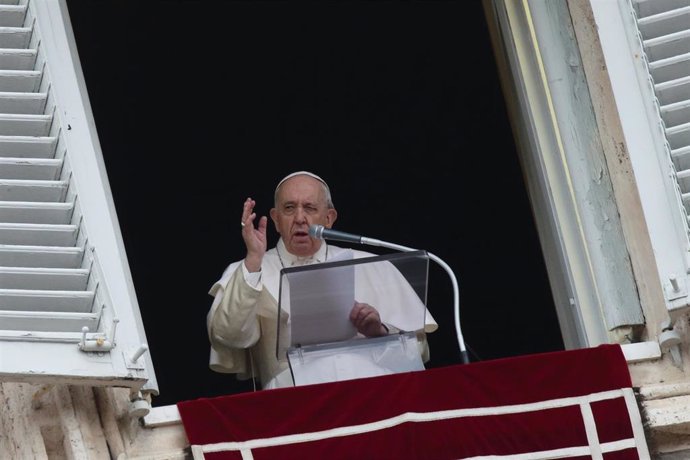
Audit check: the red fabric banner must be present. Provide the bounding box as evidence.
[178,344,649,459]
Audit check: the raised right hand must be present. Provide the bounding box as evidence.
[241,197,267,272]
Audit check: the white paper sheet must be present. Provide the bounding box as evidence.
[287,250,357,346]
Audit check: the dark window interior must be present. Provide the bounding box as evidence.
[65,0,564,406]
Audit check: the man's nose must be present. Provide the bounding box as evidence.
[294,207,307,221]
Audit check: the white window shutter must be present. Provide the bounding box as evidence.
[633,1,690,228]
[590,0,690,320]
[0,1,158,395]
[629,0,690,316]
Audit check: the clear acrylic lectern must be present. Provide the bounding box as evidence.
[277,250,430,386]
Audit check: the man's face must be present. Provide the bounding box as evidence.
[270,175,337,257]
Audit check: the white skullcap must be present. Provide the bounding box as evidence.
[275,171,330,193]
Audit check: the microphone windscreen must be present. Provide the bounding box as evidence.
[308,224,323,239]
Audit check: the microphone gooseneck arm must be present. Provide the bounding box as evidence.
[361,237,468,364]
[310,225,468,363]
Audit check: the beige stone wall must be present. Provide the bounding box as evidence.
[0,383,189,459]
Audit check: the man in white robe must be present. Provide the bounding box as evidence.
[207,171,437,389]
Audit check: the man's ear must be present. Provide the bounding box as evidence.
[269,208,280,233]
[325,209,338,228]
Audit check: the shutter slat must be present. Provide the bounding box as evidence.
[672,145,690,159]
[0,92,48,114]
[0,180,68,202]
[648,52,690,84]
[0,223,78,247]
[0,244,83,268]
[0,5,26,28]
[667,122,690,149]
[0,48,36,70]
[655,76,690,106]
[0,201,73,224]
[643,29,690,61]
[0,157,62,180]
[660,99,690,127]
[0,289,95,313]
[0,27,30,49]
[0,114,53,136]
[0,267,89,291]
[0,70,41,92]
[636,6,690,39]
[634,0,690,20]
[0,310,98,332]
[0,135,58,158]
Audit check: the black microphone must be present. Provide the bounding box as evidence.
[308,224,363,244]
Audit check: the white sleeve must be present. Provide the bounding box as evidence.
[241,261,262,288]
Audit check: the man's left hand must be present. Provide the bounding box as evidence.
[350,302,388,337]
